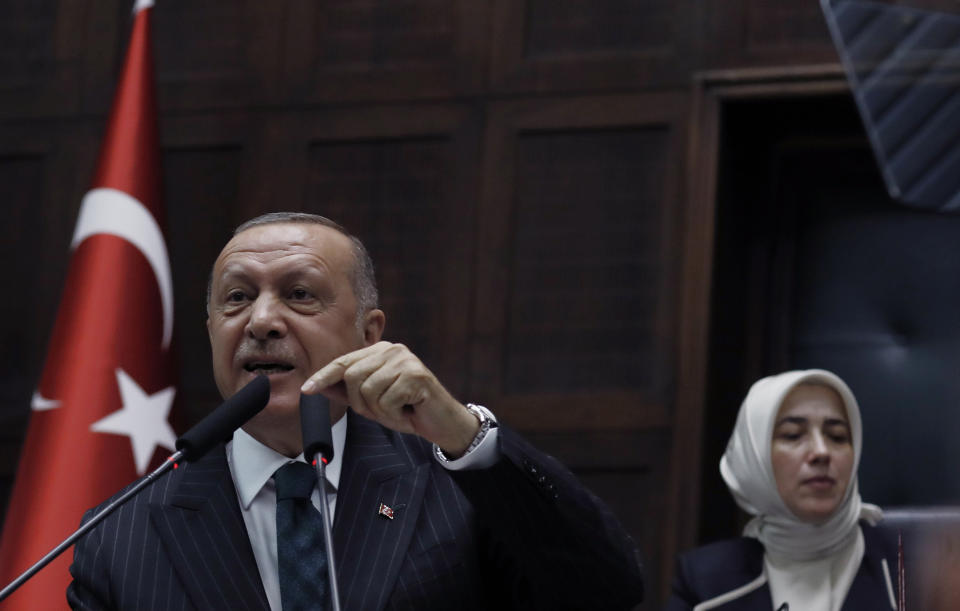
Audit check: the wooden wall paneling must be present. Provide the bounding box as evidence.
[79,0,127,115]
[0,143,51,435]
[504,127,669,395]
[160,111,257,427]
[222,112,311,225]
[665,74,724,592]
[470,101,515,405]
[0,0,88,118]
[294,104,482,398]
[0,142,48,520]
[699,0,837,70]
[473,93,686,608]
[454,0,493,95]
[282,1,490,103]
[149,1,285,111]
[490,0,696,94]
[472,93,686,430]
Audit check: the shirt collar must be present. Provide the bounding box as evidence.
[228,412,347,509]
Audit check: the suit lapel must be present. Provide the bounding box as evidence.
[149,446,269,611]
[726,549,771,611]
[843,525,897,610]
[698,540,772,611]
[333,411,430,611]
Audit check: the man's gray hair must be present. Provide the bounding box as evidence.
[206,212,379,323]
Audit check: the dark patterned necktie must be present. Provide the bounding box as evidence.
[274,461,329,611]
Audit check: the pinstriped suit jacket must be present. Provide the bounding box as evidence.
[68,410,644,610]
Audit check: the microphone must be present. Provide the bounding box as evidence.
[176,373,270,461]
[299,392,341,611]
[0,375,271,602]
[300,392,334,463]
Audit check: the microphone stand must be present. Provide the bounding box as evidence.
[300,393,342,611]
[0,450,184,602]
[311,454,341,611]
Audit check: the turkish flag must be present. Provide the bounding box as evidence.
[0,2,177,607]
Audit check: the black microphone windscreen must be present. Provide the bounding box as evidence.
[300,393,334,462]
[176,375,270,462]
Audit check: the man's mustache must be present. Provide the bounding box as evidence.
[233,340,299,366]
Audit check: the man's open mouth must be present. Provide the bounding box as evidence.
[243,361,295,374]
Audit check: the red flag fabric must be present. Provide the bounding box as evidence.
[0,3,177,607]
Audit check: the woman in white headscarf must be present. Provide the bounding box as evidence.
[664,369,899,611]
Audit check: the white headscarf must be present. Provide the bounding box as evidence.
[720,369,883,562]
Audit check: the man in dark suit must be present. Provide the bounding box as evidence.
[68,212,644,610]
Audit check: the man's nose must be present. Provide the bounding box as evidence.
[246,294,287,340]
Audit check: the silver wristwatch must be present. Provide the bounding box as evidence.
[433,403,496,462]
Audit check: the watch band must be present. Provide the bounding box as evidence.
[434,403,497,462]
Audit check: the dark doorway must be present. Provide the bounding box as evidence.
[699,93,960,544]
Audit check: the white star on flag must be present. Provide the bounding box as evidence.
[91,368,177,475]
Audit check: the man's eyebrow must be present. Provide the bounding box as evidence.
[211,274,250,293]
[279,265,328,279]
[215,264,252,280]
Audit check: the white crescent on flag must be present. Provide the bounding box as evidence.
[30,391,61,411]
[71,187,174,350]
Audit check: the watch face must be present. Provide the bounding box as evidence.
[466,403,496,425]
[435,404,495,461]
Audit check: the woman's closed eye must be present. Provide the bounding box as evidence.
[824,426,851,444]
[774,421,806,441]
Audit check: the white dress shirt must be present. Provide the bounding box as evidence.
[226,410,499,611]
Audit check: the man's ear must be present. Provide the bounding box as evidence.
[362,309,385,346]
[206,316,212,343]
